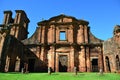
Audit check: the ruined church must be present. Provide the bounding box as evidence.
[0,10,120,72]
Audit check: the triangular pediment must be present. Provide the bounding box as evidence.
[49,14,76,23]
[37,14,89,25]
[49,14,76,22]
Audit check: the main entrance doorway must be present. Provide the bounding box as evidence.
[59,55,68,72]
[92,59,98,72]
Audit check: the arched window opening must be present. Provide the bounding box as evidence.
[105,56,111,72]
[116,55,120,70]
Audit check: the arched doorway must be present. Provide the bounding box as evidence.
[116,55,120,70]
[105,56,111,72]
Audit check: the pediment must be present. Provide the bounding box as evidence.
[37,14,89,25]
[49,14,76,23]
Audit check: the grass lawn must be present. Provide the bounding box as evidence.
[0,72,120,80]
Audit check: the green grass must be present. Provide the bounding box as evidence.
[0,72,120,80]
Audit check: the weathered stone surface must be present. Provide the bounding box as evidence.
[103,25,120,72]
[1,10,120,73]
[23,14,103,72]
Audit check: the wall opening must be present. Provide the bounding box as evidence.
[28,59,35,72]
[59,55,68,72]
[105,56,111,72]
[92,59,98,72]
[116,55,120,70]
[60,31,66,40]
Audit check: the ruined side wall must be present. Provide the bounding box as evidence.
[103,38,120,72]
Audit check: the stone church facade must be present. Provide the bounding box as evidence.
[0,10,119,72]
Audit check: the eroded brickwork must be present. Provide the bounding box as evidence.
[1,10,119,73]
[103,25,120,72]
[23,14,103,72]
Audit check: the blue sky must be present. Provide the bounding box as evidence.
[0,0,120,40]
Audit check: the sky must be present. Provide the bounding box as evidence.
[0,0,120,40]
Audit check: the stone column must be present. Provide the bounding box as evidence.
[98,47,103,71]
[15,26,19,39]
[68,25,73,43]
[47,25,52,43]
[15,56,20,72]
[111,55,116,72]
[70,46,75,72]
[56,27,59,43]
[14,10,23,24]
[14,13,20,24]
[55,53,59,72]
[79,25,85,43]
[41,46,45,61]
[41,26,45,43]
[103,56,107,72]
[51,46,55,71]
[48,46,55,71]
[48,51,51,68]
[4,56,10,72]
[3,11,12,24]
[36,46,41,59]
[3,13,7,24]
[52,25,55,43]
[38,27,42,43]
[84,25,88,43]
[86,47,91,72]
[79,46,86,72]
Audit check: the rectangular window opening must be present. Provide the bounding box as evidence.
[60,31,66,41]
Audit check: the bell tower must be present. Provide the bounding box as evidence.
[3,11,13,24]
[11,10,30,40]
[2,10,30,40]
